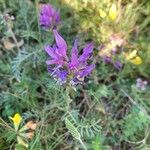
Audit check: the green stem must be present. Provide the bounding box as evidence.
[78,138,87,150]
[35,0,42,44]
[66,86,72,111]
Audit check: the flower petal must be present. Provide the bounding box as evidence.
[46,60,57,65]
[53,30,67,57]
[55,11,61,23]
[109,4,117,20]
[113,61,123,70]
[103,56,112,64]
[71,39,78,56]
[99,9,107,18]
[55,70,67,83]
[69,40,79,69]
[126,50,137,60]
[79,64,95,78]
[78,42,94,62]
[44,45,57,59]
[130,56,142,65]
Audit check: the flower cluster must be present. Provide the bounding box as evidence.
[39,4,60,29]
[40,3,95,85]
[45,30,95,85]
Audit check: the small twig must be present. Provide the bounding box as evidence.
[126,126,150,145]
[78,138,87,150]
[0,117,15,131]
[120,88,147,114]
[8,27,20,51]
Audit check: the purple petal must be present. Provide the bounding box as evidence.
[136,78,148,90]
[53,30,67,57]
[56,70,67,82]
[79,64,95,78]
[69,40,79,69]
[71,39,78,56]
[78,42,94,62]
[46,60,57,65]
[47,66,53,73]
[143,81,148,85]
[113,61,123,70]
[44,45,57,59]
[103,56,112,64]
[136,78,142,83]
[55,11,61,23]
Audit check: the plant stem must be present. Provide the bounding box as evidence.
[78,138,87,150]
[66,86,72,111]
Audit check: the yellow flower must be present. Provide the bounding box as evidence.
[109,4,117,20]
[99,9,107,18]
[124,50,142,65]
[125,50,137,60]
[130,56,142,65]
[10,113,22,131]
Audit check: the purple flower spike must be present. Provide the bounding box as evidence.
[44,30,95,85]
[39,4,60,29]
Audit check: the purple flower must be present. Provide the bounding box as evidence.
[136,78,148,90]
[111,47,118,54]
[44,30,95,85]
[103,56,112,64]
[113,61,123,70]
[102,56,123,71]
[39,4,60,29]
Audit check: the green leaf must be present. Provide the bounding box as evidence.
[15,144,27,150]
[65,118,81,140]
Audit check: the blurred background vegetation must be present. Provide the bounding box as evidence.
[0,0,150,149]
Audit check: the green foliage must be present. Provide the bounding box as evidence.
[92,134,112,150]
[65,111,101,139]
[15,144,27,150]
[0,0,150,149]
[122,106,150,140]
[65,118,81,140]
